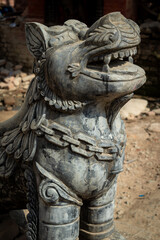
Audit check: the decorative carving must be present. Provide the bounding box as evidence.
[24,166,38,240]
[0,12,146,240]
[37,162,83,206]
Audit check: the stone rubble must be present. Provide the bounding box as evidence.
[153,108,160,115]
[0,59,35,111]
[148,122,160,133]
[120,98,160,120]
[120,99,148,119]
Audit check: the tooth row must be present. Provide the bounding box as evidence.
[112,47,137,59]
[90,47,137,63]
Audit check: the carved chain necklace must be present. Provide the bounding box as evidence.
[32,114,125,161]
[1,99,125,179]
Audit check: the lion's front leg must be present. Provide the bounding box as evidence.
[39,201,80,240]
[32,162,82,240]
[80,177,126,240]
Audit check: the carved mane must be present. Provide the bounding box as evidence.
[0,59,85,177]
[0,20,89,177]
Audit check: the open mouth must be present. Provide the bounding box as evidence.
[68,46,145,83]
[87,47,137,73]
[81,46,146,82]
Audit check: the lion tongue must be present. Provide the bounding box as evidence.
[102,54,111,72]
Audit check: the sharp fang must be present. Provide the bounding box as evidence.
[130,49,133,56]
[133,48,137,55]
[129,56,133,63]
[103,64,109,72]
[104,54,111,64]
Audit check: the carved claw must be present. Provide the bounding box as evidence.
[68,63,81,77]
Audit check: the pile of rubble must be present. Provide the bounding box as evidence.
[120,98,160,120]
[0,59,34,110]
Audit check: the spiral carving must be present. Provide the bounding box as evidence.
[39,179,59,203]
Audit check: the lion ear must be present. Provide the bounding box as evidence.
[25,22,49,59]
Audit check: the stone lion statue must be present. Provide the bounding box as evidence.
[0,12,145,240]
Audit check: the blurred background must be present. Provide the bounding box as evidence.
[0,1,160,240]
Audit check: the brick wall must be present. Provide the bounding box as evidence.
[135,30,160,97]
[28,0,44,19]
[0,0,14,6]
[103,0,137,20]
[0,22,33,71]
[103,0,160,97]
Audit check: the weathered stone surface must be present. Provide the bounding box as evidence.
[0,12,146,240]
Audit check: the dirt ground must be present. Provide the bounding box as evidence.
[115,115,160,240]
[0,111,159,240]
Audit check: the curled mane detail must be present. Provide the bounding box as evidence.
[34,58,85,112]
[0,77,47,177]
[0,57,85,177]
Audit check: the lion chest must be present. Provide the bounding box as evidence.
[35,136,115,199]
[33,111,124,198]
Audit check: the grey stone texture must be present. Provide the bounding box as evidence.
[0,12,146,240]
